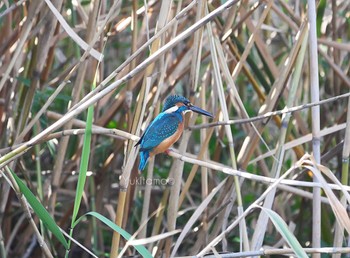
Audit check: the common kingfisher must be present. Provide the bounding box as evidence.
[135,95,213,171]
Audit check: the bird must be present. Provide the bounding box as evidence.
[135,95,214,171]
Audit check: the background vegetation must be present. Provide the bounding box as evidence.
[0,0,350,257]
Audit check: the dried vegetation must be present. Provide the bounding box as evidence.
[0,0,350,257]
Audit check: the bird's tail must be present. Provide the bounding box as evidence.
[138,151,149,171]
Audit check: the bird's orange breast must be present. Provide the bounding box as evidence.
[150,121,184,156]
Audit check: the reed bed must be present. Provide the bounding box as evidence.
[0,0,349,257]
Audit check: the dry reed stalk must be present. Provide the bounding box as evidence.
[169,150,350,192]
[197,155,310,256]
[202,247,350,257]
[207,20,248,250]
[16,0,64,135]
[199,85,209,242]
[138,78,155,240]
[43,0,103,61]
[225,39,266,101]
[333,97,350,256]
[16,80,70,142]
[230,1,273,81]
[251,24,308,252]
[111,0,177,255]
[317,38,350,51]
[138,0,187,239]
[176,70,212,209]
[0,0,237,170]
[49,0,101,217]
[166,120,192,256]
[331,0,340,96]
[7,118,350,196]
[171,178,228,256]
[0,1,44,92]
[178,117,216,207]
[237,23,308,168]
[307,0,322,255]
[249,122,347,164]
[75,0,197,110]
[165,0,234,255]
[240,5,279,78]
[271,2,299,31]
[1,0,350,256]
[318,48,350,88]
[191,90,350,130]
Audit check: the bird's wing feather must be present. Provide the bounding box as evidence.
[139,113,181,151]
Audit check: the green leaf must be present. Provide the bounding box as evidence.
[71,104,94,223]
[10,169,68,249]
[16,76,31,87]
[74,212,152,258]
[106,120,117,128]
[316,0,326,37]
[260,207,308,258]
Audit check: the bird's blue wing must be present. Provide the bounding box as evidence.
[139,113,181,151]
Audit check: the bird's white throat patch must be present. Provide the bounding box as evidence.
[164,105,192,114]
[164,106,179,113]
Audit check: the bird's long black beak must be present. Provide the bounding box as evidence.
[189,105,214,118]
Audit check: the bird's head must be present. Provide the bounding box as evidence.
[162,95,213,118]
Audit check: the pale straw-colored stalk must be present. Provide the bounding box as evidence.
[49,0,100,216]
[307,0,322,255]
[0,0,237,170]
[200,247,350,257]
[251,23,308,253]
[333,97,350,257]
[111,0,175,255]
[207,17,248,250]
[0,1,44,92]
[139,78,154,239]
[197,155,309,256]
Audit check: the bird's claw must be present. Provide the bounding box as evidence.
[165,148,174,155]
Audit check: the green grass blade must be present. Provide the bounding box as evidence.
[260,207,308,258]
[316,0,326,37]
[10,169,68,249]
[74,211,152,258]
[65,103,94,257]
[71,104,94,224]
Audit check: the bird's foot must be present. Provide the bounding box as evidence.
[164,148,174,155]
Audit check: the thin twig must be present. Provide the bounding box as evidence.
[189,91,350,130]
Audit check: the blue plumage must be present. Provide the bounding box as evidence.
[136,111,183,170]
[138,112,183,151]
[138,151,149,171]
[135,95,213,171]
[162,95,189,112]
